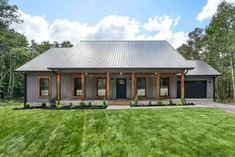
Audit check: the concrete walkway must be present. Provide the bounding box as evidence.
[107,100,235,113]
[190,100,235,113]
[106,104,207,110]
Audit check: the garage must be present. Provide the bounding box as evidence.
[177,81,207,98]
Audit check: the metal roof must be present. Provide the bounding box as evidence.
[15,48,72,72]
[186,60,220,76]
[16,40,193,72]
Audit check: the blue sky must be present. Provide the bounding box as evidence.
[9,0,227,48]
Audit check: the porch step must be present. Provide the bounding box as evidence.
[109,100,130,105]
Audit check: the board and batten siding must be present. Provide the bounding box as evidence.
[26,72,56,103]
[26,71,179,103]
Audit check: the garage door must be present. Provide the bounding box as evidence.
[177,81,207,98]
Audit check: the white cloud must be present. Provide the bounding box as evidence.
[142,16,187,48]
[197,0,235,21]
[11,10,187,48]
[12,10,50,42]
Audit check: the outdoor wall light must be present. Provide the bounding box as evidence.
[120,72,123,75]
[85,72,88,75]
[155,72,158,75]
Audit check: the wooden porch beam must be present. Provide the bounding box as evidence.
[81,73,85,100]
[156,73,160,100]
[56,73,61,100]
[106,72,110,100]
[131,72,135,99]
[180,71,185,98]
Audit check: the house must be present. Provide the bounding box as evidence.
[16,40,220,105]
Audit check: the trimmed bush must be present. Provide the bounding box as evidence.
[157,101,163,105]
[79,101,86,106]
[176,100,183,106]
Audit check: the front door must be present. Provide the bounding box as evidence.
[116,78,127,99]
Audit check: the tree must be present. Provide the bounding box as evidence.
[0,0,21,27]
[204,2,235,101]
[61,41,73,48]
[177,28,204,60]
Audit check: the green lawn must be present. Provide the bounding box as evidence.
[0,104,235,157]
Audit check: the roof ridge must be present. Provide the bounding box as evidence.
[79,40,167,42]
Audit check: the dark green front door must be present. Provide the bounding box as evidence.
[116,78,127,99]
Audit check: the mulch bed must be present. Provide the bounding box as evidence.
[13,105,108,110]
[130,103,195,107]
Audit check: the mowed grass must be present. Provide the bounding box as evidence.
[0,104,235,157]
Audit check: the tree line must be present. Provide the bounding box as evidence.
[177,2,235,102]
[0,0,73,98]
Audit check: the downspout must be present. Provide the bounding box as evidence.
[213,76,216,102]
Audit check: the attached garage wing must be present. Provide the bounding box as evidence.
[177,81,207,98]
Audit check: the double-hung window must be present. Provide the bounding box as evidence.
[97,78,106,97]
[160,78,169,97]
[137,78,146,97]
[74,78,82,96]
[39,76,50,97]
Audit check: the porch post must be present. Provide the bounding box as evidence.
[156,73,160,100]
[56,73,61,100]
[180,71,185,98]
[106,72,110,100]
[131,72,135,99]
[81,72,85,100]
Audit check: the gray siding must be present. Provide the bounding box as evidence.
[27,71,214,104]
[26,72,56,103]
[170,75,177,98]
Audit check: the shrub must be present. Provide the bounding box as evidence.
[176,100,183,106]
[69,102,73,108]
[134,94,139,105]
[169,99,173,105]
[25,104,30,109]
[56,101,63,108]
[79,101,86,106]
[102,100,108,106]
[181,97,186,105]
[88,102,92,106]
[157,101,163,105]
[49,97,56,107]
[42,102,46,108]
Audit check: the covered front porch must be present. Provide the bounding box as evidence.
[55,70,186,101]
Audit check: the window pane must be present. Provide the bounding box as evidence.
[97,78,106,96]
[40,78,49,96]
[74,78,82,96]
[160,78,169,97]
[137,78,146,96]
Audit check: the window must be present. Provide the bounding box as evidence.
[74,78,82,96]
[97,78,106,96]
[137,78,146,96]
[39,77,50,97]
[160,78,169,97]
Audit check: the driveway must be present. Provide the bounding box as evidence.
[190,99,235,113]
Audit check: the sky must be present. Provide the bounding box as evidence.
[9,0,235,48]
